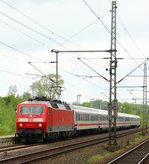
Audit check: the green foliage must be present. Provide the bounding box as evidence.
[21,91,31,100]
[120,102,132,114]
[79,100,148,125]
[87,154,104,163]
[0,106,15,135]
[0,89,148,136]
[0,95,23,135]
[30,74,64,99]
[81,102,91,107]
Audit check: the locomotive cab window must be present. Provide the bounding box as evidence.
[20,106,44,114]
[51,103,59,109]
[64,105,71,110]
[57,104,66,110]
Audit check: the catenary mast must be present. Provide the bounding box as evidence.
[108,1,118,146]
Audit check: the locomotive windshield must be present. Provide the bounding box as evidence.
[20,106,44,114]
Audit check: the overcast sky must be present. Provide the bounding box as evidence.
[0,0,148,103]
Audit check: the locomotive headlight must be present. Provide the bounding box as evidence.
[39,124,42,127]
[20,124,23,127]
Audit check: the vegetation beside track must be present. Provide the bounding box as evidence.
[0,93,148,136]
[0,95,26,135]
[87,132,149,164]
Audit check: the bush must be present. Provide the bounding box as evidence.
[0,96,23,135]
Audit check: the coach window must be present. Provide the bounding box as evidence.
[100,115,102,121]
[82,114,84,121]
[75,113,78,121]
[78,113,80,121]
[100,115,103,121]
[118,117,123,121]
[90,115,92,121]
[126,117,130,121]
[95,115,98,121]
[79,113,81,120]
[91,115,93,121]
[85,114,87,121]
[87,114,89,121]
[101,115,106,121]
[81,113,83,121]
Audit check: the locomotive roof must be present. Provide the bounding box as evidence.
[71,105,107,114]
[20,96,70,107]
[20,99,71,110]
[19,97,140,119]
[20,101,52,107]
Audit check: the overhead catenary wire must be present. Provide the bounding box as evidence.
[54,11,110,50]
[117,58,149,84]
[0,9,107,72]
[0,0,103,60]
[0,0,144,102]
[0,41,43,61]
[82,0,111,33]
[0,0,106,51]
[0,0,68,42]
[28,62,55,83]
[127,90,143,104]
[117,15,146,58]
[78,58,109,82]
[0,19,52,49]
[0,68,33,79]
[0,38,101,91]
[0,41,66,77]
[0,11,67,49]
[0,0,113,82]
[28,62,65,97]
[77,57,148,60]
[0,2,109,102]
[82,0,144,70]
[108,0,146,59]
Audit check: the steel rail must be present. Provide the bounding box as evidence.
[0,144,40,153]
[108,138,149,164]
[0,128,141,164]
[0,137,15,148]
[138,152,149,164]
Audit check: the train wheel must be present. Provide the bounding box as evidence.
[43,133,48,143]
[15,134,21,143]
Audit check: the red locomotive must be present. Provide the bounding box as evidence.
[15,96,140,143]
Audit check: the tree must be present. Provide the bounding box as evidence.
[120,102,132,114]
[7,85,17,96]
[30,74,64,99]
[21,91,31,100]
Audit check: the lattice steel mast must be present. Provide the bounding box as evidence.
[108,1,118,146]
[142,63,147,134]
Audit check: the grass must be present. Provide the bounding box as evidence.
[87,152,112,164]
[0,106,16,135]
[87,132,149,164]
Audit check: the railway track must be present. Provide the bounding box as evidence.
[0,128,141,164]
[0,144,40,153]
[108,138,149,164]
[0,136,15,148]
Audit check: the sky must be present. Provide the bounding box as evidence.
[0,0,148,104]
